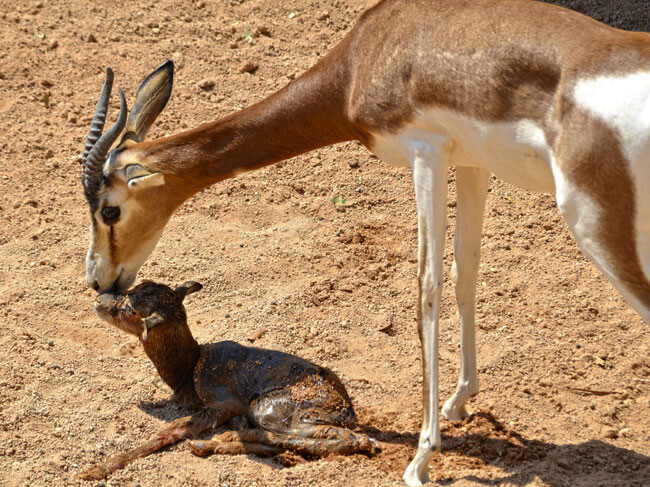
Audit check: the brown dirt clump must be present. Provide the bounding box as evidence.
[0,1,648,486]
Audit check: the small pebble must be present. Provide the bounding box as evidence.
[47,340,54,347]
[48,39,58,50]
[240,61,259,74]
[618,427,631,436]
[172,51,184,68]
[247,328,267,343]
[198,79,215,90]
[602,427,617,439]
[86,33,97,43]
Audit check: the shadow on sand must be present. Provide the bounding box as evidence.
[360,412,650,486]
[138,398,649,485]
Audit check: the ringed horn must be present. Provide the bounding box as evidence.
[82,67,127,201]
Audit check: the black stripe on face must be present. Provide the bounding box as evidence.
[109,225,117,262]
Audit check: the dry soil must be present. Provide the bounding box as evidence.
[0,1,649,487]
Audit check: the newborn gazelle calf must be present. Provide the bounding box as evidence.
[80,281,376,480]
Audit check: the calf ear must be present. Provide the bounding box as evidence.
[119,60,174,146]
[142,312,164,341]
[175,281,203,301]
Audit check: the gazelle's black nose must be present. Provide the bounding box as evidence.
[91,280,100,292]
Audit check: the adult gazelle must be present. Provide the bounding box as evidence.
[82,1,650,484]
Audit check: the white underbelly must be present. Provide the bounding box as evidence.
[370,108,556,193]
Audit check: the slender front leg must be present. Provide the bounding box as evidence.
[79,408,233,480]
[403,144,449,487]
[442,166,489,421]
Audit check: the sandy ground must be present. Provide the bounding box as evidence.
[0,1,649,486]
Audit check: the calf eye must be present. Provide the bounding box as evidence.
[101,206,121,224]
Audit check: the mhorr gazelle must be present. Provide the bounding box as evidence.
[81,0,650,484]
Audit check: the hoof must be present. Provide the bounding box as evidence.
[402,463,429,486]
[187,439,211,457]
[442,399,472,422]
[403,443,436,486]
[368,437,382,455]
[78,466,108,481]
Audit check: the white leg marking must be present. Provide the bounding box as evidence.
[442,166,489,422]
[403,140,449,487]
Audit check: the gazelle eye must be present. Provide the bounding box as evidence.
[101,206,121,225]
[125,304,135,315]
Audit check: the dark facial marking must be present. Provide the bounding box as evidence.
[109,226,117,262]
[83,177,101,212]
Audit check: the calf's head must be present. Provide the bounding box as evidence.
[95,280,203,341]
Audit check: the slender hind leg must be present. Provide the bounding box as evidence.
[442,166,489,421]
[79,408,232,480]
[403,140,450,486]
[187,426,377,457]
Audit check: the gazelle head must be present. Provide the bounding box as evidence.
[83,62,177,293]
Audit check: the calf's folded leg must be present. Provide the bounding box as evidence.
[187,427,378,458]
[79,408,233,480]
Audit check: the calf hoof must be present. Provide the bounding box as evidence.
[78,465,109,481]
[368,437,382,455]
[187,439,212,457]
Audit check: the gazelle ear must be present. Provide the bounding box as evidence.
[142,312,164,341]
[175,281,203,301]
[118,60,174,146]
[126,164,165,190]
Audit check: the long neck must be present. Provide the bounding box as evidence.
[141,321,200,394]
[134,39,361,199]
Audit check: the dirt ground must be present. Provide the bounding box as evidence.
[540,0,650,31]
[0,1,649,486]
